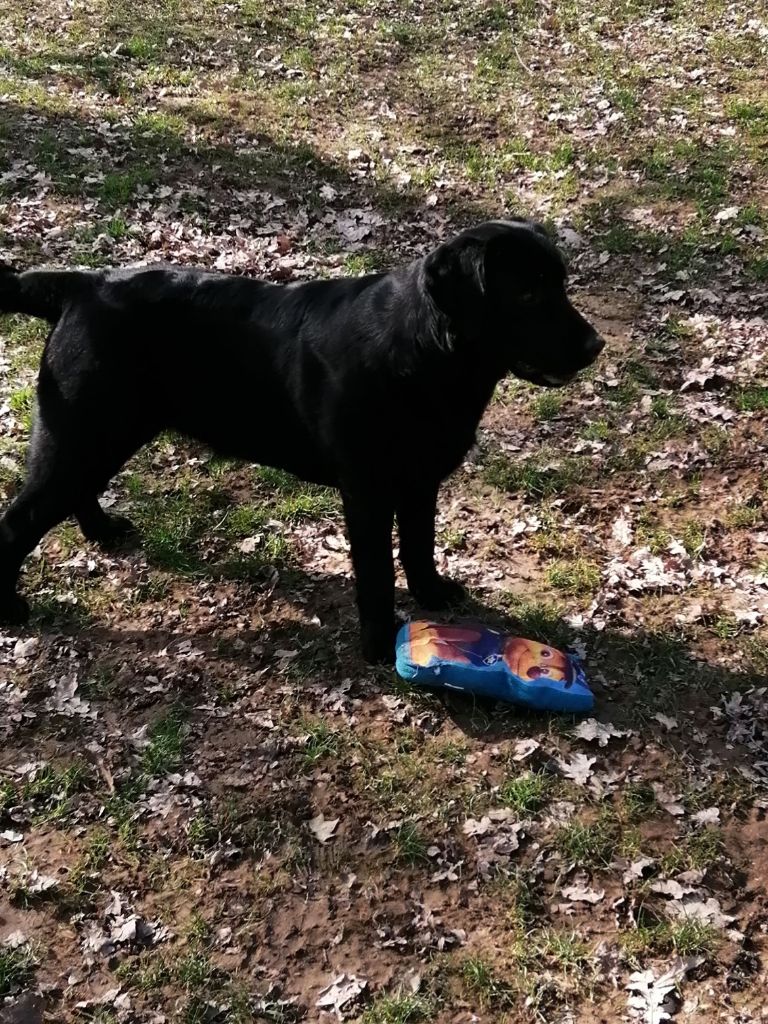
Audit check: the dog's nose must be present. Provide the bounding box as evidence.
[585,333,605,358]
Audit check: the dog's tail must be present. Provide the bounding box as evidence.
[0,266,96,323]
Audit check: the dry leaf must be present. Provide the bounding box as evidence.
[309,814,339,844]
[574,719,630,747]
[557,753,596,785]
[562,881,605,904]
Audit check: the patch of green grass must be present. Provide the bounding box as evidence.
[727,98,768,138]
[497,869,539,933]
[121,34,156,61]
[734,386,768,412]
[545,559,601,596]
[116,954,172,992]
[1,314,47,368]
[661,828,725,874]
[133,485,212,573]
[622,781,659,822]
[65,827,111,909]
[221,504,270,536]
[106,215,128,239]
[133,110,186,140]
[557,812,639,868]
[531,392,564,420]
[300,718,341,765]
[176,951,215,990]
[254,468,339,520]
[0,944,38,996]
[670,918,718,956]
[187,811,219,853]
[635,515,671,555]
[141,710,187,776]
[536,929,594,975]
[649,397,686,434]
[99,168,154,205]
[19,761,89,822]
[748,253,768,281]
[680,521,707,558]
[361,993,435,1024]
[499,770,552,816]
[0,779,16,814]
[431,739,468,766]
[598,221,644,255]
[460,955,514,1010]
[581,420,610,441]
[438,527,467,551]
[392,822,430,865]
[482,453,589,499]
[9,385,34,430]
[621,918,717,963]
[273,491,339,521]
[501,595,572,648]
[725,502,762,528]
[344,250,387,275]
[700,425,731,458]
[557,818,616,868]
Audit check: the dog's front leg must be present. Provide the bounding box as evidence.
[397,483,466,610]
[342,490,397,664]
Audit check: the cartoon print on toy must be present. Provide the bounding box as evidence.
[503,637,574,687]
[408,622,496,667]
[396,620,594,715]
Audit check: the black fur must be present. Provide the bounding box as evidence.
[0,220,603,662]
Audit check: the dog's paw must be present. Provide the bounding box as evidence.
[0,592,30,625]
[361,620,399,665]
[93,514,140,551]
[410,574,466,611]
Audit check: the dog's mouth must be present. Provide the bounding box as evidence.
[510,363,576,388]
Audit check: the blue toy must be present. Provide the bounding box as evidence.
[395,621,593,714]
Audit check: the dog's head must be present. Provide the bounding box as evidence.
[422,219,603,386]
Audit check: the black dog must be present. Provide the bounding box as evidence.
[0,220,603,662]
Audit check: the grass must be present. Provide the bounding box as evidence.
[482,453,590,499]
[141,710,187,777]
[0,944,38,996]
[460,956,514,1010]
[556,812,640,869]
[361,994,435,1024]
[532,392,564,420]
[535,930,594,976]
[661,828,725,874]
[392,822,430,865]
[499,771,553,816]
[133,485,214,573]
[9,761,91,823]
[734,386,768,412]
[621,919,718,963]
[622,781,658,822]
[300,718,341,765]
[545,559,601,596]
[501,595,573,649]
[8,385,34,430]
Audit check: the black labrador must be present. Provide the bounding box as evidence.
[0,219,603,662]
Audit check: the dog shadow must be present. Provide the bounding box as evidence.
[15,556,764,763]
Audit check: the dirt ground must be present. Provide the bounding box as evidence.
[1,1,768,1022]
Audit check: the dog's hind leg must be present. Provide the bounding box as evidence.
[0,425,82,623]
[0,416,148,622]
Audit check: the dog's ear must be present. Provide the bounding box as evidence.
[423,236,486,318]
